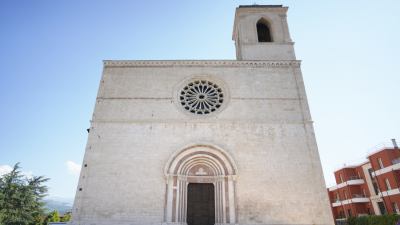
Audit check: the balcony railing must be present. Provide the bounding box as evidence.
[372,160,400,176]
[348,176,361,181]
[329,178,364,191]
[334,194,367,202]
[332,195,370,207]
[352,194,367,198]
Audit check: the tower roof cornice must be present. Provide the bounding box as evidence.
[238,5,284,8]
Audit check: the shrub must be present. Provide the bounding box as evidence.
[345,215,400,225]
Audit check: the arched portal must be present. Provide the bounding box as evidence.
[164,145,238,225]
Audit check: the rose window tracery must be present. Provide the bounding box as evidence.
[179,80,224,115]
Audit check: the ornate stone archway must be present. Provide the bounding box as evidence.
[164,145,238,225]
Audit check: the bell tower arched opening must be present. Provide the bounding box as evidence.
[256,18,272,42]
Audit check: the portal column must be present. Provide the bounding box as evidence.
[215,177,227,224]
[165,175,174,223]
[215,180,221,223]
[177,176,188,224]
[227,175,236,224]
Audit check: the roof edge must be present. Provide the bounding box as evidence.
[238,5,284,8]
[103,60,301,68]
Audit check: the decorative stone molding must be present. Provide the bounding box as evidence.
[178,79,224,115]
[173,76,230,118]
[164,145,238,225]
[103,60,301,68]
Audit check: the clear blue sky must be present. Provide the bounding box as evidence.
[0,0,399,199]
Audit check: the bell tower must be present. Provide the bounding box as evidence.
[233,5,296,60]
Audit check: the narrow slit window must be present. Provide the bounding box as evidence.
[257,19,272,42]
[385,178,392,190]
[378,157,384,169]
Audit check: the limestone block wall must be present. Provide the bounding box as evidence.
[71,60,334,225]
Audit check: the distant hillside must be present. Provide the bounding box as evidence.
[44,197,73,214]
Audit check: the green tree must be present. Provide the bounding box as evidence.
[346,215,400,225]
[60,212,71,222]
[0,163,49,225]
[46,210,60,223]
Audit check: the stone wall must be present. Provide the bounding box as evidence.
[70,60,334,225]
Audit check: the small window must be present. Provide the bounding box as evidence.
[256,18,272,42]
[393,202,400,214]
[368,168,375,179]
[344,190,348,199]
[179,80,224,115]
[385,178,392,190]
[373,182,380,195]
[378,201,387,214]
[340,174,344,183]
[336,192,340,202]
[378,158,384,169]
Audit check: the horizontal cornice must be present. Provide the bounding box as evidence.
[103,60,301,68]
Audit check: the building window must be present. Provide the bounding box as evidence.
[362,188,367,197]
[347,209,352,217]
[256,18,272,42]
[179,80,224,115]
[378,158,384,169]
[378,201,387,215]
[340,174,344,183]
[392,157,400,165]
[368,168,374,179]
[344,190,348,199]
[393,202,400,214]
[372,182,380,195]
[385,178,392,191]
[336,192,340,202]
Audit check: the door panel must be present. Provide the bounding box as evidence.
[187,183,215,225]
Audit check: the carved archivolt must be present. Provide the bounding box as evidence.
[164,145,238,225]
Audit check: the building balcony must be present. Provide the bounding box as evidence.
[332,195,370,207]
[332,199,341,207]
[378,188,400,197]
[370,195,382,201]
[372,162,400,176]
[329,178,365,191]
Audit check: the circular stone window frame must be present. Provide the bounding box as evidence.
[174,76,230,118]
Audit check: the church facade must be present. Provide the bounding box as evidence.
[70,5,334,225]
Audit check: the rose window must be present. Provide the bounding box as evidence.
[179,80,224,115]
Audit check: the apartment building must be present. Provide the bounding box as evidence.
[328,139,400,222]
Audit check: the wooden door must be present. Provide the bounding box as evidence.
[187,183,215,225]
